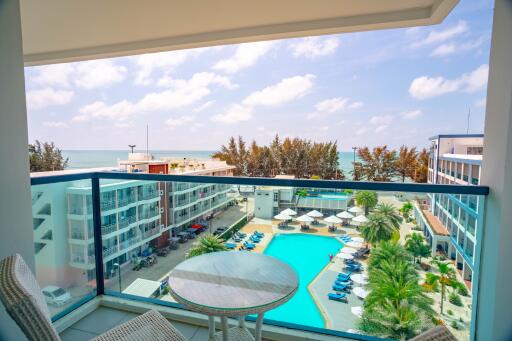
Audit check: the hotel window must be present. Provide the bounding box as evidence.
[68,194,85,214]
[467,215,476,236]
[273,192,279,202]
[467,146,483,155]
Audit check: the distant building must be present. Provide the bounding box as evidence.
[32,156,235,288]
[414,134,483,289]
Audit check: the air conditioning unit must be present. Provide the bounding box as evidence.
[159,208,164,213]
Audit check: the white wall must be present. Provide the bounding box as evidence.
[477,0,512,340]
[254,189,274,219]
[0,0,36,339]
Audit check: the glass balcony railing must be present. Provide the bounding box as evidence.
[30,171,488,340]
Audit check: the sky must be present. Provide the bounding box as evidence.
[25,1,493,152]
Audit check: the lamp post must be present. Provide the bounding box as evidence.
[352,147,357,163]
[113,262,121,293]
[128,145,136,153]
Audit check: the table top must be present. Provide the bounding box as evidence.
[168,251,298,315]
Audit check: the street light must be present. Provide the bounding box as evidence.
[128,145,136,153]
[352,147,357,163]
[113,261,121,293]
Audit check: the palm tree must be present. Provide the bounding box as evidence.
[374,203,403,229]
[355,190,378,215]
[361,213,398,245]
[405,233,431,264]
[399,201,414,220]
[424,260,460,314]
[186,234,227,258]
[368,241,411,271]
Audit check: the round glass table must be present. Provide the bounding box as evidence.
[168,251,298,341]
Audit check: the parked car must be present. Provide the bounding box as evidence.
[42,286,71,306]
[213,227,227,236]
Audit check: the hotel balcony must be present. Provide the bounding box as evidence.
[2,1,512,341]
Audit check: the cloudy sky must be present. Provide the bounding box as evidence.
[25,1,493,152]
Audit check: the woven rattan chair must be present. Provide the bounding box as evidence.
[409,325,458,341]
[0,254,188,341]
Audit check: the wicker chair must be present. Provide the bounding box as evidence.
[0,254,188,341]
[409,326,458,341]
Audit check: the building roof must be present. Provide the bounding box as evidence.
[21,0,458,65]
[422,210,450,236]
[122,278,162,298]
[428,133,484,141]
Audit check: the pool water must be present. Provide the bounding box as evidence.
[263,234,342,327]
[307,192,350,200]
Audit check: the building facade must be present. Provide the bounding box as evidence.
[414,134,484,288]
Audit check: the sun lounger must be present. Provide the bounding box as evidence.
[254,231,264,236]
[224,243,237,249]
[332,284,349,292]
[328,293,348,302]
[335,280,352,287]
[339,271,352,277]
[243,242,256,249]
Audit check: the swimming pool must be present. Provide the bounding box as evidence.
[263,234,342,327]
[307,192,350,200]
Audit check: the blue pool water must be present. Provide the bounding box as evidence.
[307,192,350,200]
[263,234,342,327]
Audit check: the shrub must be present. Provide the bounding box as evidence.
[447,309,453,316]
[451,321,460,330]
[161,287,170,295]
[449,292,463,307]
[458,285,469,296]
[432,317,445,326]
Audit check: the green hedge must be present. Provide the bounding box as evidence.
[220,215,248,240]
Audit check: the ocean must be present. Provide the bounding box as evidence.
[62,150,356,176]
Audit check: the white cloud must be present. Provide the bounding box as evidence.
[412,20,468,48]
[26,88,74,110]
[212,104,253,124]
[134,50,190,85]
[74,60,127,89]
[74,72,235,123]
[157,72,237,90]
[32,64,74,88]
[375,125,389,133]
[401,110,423,120]
[306,97,363,119]
[289,37,339,58]
[213,41,274,74]
[243,74,315,107]
[193,100,216,112]
[42,121,68,128]
[165,115,195,128]
[370,115,393,125]
[409,64,489,99]
[430,37,485,58]
[355,127,368,136]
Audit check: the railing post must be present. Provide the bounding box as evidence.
[92,176,105,295]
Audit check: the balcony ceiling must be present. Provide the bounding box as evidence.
[20,0,458,66]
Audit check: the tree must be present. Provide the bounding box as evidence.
[424,261,461,314]
[405,233,431,264]
[186,234,227,258]
[360,213,398,245]
[360,243,434,340]
[352,146,398,181]
[355,190,378,215]
[399,201,414,220]
[374,203,403,229]
[395,145,417,182]
[413,148,429,183]
[29,140,68,172]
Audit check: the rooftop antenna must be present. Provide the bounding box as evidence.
[146,124,149,159]
[466,107,471,134]
[128,145,136,153]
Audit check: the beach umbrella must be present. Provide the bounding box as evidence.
[351,306,363,318]
[337,211,354,219]
[346,241,363,248]
[353,287,369,299]
[274,213,292,221]
[348,206,364,214]
[352,215,369,225]
[324,215,343,224]
[352,237,365,243]
[281,208,297,216]
[351,274,369,285]
[336,253,354,260]
[296,214,314,223]
[340,247,357,254]
[307,210,324,218]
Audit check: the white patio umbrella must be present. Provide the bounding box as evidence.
[281,208,297,216]
[336,253,354,260]
[337,211,354,219]
[324,215,343,224]
[351,306,363,318]
[351,274,369,285]
[340,247,357,254]
[352,236,365,243]
[352,215,369,225]
[353,287,369,299]
[346,241,363,248]
[307,210,324,218]
[274,213,292,221]
[348,206,364,214]
[295,214,314,223]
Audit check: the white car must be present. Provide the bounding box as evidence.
[42,286,71,306]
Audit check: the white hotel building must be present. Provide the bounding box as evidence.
[414,134,484,289]
[31,158,234,289]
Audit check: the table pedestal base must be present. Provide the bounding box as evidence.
[208,314,264,341]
